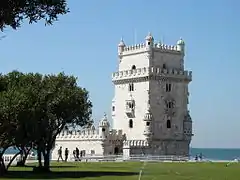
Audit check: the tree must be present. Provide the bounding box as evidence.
[0,88,29,173]
[0,71,40,173]
[0,0,69,31]
[0,71,92,174]
[33,73,92,171]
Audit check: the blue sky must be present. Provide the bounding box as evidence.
[0,0,239,148]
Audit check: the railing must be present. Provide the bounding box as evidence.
[3,153,36,164]
[63,154,190,162]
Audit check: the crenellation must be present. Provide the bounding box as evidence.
[56,127,124,142]
[123,43,146,52]
[112,67,192,82]
[121,43,180,57]
[154,43,178,51]
[123,140,149,147]
[122,42,179,52]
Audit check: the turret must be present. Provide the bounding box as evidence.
[143,96,153,141]
[183,110,193,140]
[118,38,125,55]
[157,40,162,48]
[176,37,185,54]
[98,113,110,139]
[145,32,154,51]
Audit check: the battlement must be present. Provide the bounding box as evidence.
[56,129,124,141]
[121,43,180,56]
[123,140,149,147]
[112,67,192,82]
[123,43,146,51]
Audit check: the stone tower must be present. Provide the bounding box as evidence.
[112,33,193,156]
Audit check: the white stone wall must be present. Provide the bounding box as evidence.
[51,116,125,160]
[118,52,149,71]
[52,140,104,160]
[150,80,189,140]
[112,81,149,140]
[151,51,183,69]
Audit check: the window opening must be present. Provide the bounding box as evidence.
[129,119,133,128]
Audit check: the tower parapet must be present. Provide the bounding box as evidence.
[112,67,192,83]
[118,33,184,56]
[56,128,124,141]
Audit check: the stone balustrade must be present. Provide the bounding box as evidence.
[112,67,192,81]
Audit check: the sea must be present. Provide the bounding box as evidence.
[190,148,240,161]
[4,147,240,161]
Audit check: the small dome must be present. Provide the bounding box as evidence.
[90,124,95,130]
[99,113,110,127]
[177,38,185,45]
[143,107,153,121]
[145,32,154,41]
[118,38,125,47]
[185,111,192,121]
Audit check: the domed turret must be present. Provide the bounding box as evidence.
[118,37,125,47]
[185,110,192,122]
[177,38,185,45]
[145,32,154,49]
[143,108,153,121]
[99,113,110,128]
[99,113,110,139]
[145,32,154,41]
[157,41,162,48]
[118,37,125,54]
[176,37,185,54]
[143,105,153,139]
[90,124,95,131]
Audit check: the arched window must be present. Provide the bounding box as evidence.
[166,83,172,92]
[167,101,174,109]
[128,102,134,109]
[167,120,171,129]
[114,147,119,155]
[129,83,134,91]
[129,119,133,128]
[132,65,136,70]
[102,128,105,132]
[163,64,166,69]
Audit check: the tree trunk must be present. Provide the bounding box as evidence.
[16,147,32,167]
[37,148,42,167]
[0,162,7,176]
[43,149,50,172]
[0,149,7,175]
[33,148,49,173]
[6,152,21,169]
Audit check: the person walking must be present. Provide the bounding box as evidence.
[65,148,69,162]
[73,150,76,161]
[57,146,64,162]
[76,147,80,161]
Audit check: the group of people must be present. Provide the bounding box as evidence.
[57,146,84,162]
[195,153,203,161]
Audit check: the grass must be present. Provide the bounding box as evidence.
[1,161,240,180]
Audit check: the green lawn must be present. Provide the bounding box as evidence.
[1,161,240,180]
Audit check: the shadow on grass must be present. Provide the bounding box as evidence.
[24,165,77,168]
[3,171,138,179]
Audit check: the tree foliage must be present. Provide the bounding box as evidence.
[0,0,69,31]
[0,71,92,174]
